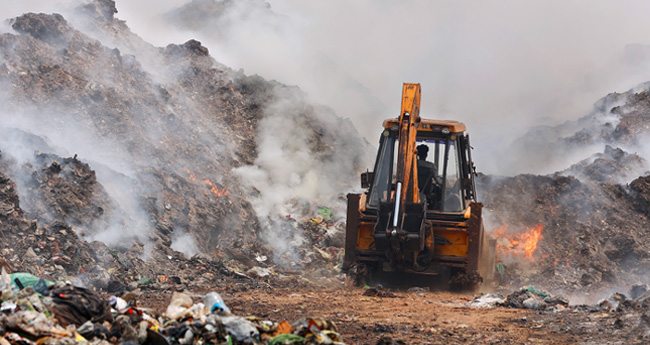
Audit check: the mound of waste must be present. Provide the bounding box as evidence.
[4,0,650,305]
[0,154,346,294]
[481,82,650,298]
[468,287,568,311]
[503,80,650,175]
[480,168,650,295]
[0,0,368,285]
[0,271,345,345]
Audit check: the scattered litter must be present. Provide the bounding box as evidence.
[0,276,346,345]
[317,208,332,220]
[473,287,569,310]
[204,291,231,314]
[467,293,505,309]
[247,266,273,278]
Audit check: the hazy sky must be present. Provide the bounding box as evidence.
[113,1,650,171]
[4,0,650,173]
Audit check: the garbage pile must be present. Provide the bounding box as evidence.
[591,284,650,313]
[468,287,569,311]
[479,155,650,295]
[0,148,347,300]
[477,82,650,296]
[161,291,344,345]
[502,80,650,176]
[271,203,346,276]
[498,287,569,311]
[6,151,114,234]
[0,270,345,345]
[0,164,229,292]
[0,0,370,288]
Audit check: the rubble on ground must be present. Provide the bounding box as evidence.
[498,287,569,311]
[0,273,345,345]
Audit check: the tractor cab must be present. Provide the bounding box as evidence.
[364,119,477,215]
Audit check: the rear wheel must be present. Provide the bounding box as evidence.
[350,262,381,286]
[449,268,483,291]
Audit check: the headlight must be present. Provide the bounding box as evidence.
[441,127,451,134]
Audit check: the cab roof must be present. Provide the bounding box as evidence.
[382,118,466,133]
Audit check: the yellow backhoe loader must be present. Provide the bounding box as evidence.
[343,83,495,288]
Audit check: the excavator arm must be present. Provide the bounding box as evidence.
[391,83,422,231]
[372,83,430,271]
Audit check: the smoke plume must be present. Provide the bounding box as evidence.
[109,0,650,176]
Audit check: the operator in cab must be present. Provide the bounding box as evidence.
[416,144,440,205]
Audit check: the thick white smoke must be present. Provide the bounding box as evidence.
[0,1,76,19]
[0,107,153,254]
[233,85,371,264]
[113,0,650,176]
[4,0,650,272]
[5,0,650,176]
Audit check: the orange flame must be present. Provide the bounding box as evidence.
[203,179,229,197]
[494,224,544,261]
[553,258,571,269]
[184,168,198,182]
[184,169,229,198]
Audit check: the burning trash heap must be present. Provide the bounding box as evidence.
[474,78,650,297]
[0,270,345,345]
[0,146,350,343]
[479,149,650,295]
[3,2,650,343]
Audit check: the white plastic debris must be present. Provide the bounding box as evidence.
[221,315,259,343]
[522,297,545,310]
[467,293,505,308]
[246,266,272,278]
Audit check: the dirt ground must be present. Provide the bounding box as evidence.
[138,286,582,345]
[230,288,532,344]
[229,287,650,344]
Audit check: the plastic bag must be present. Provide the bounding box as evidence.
[221,315,259,343]
[166,292,206,320]
[204,292,231,314]
[0,267,13,299]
